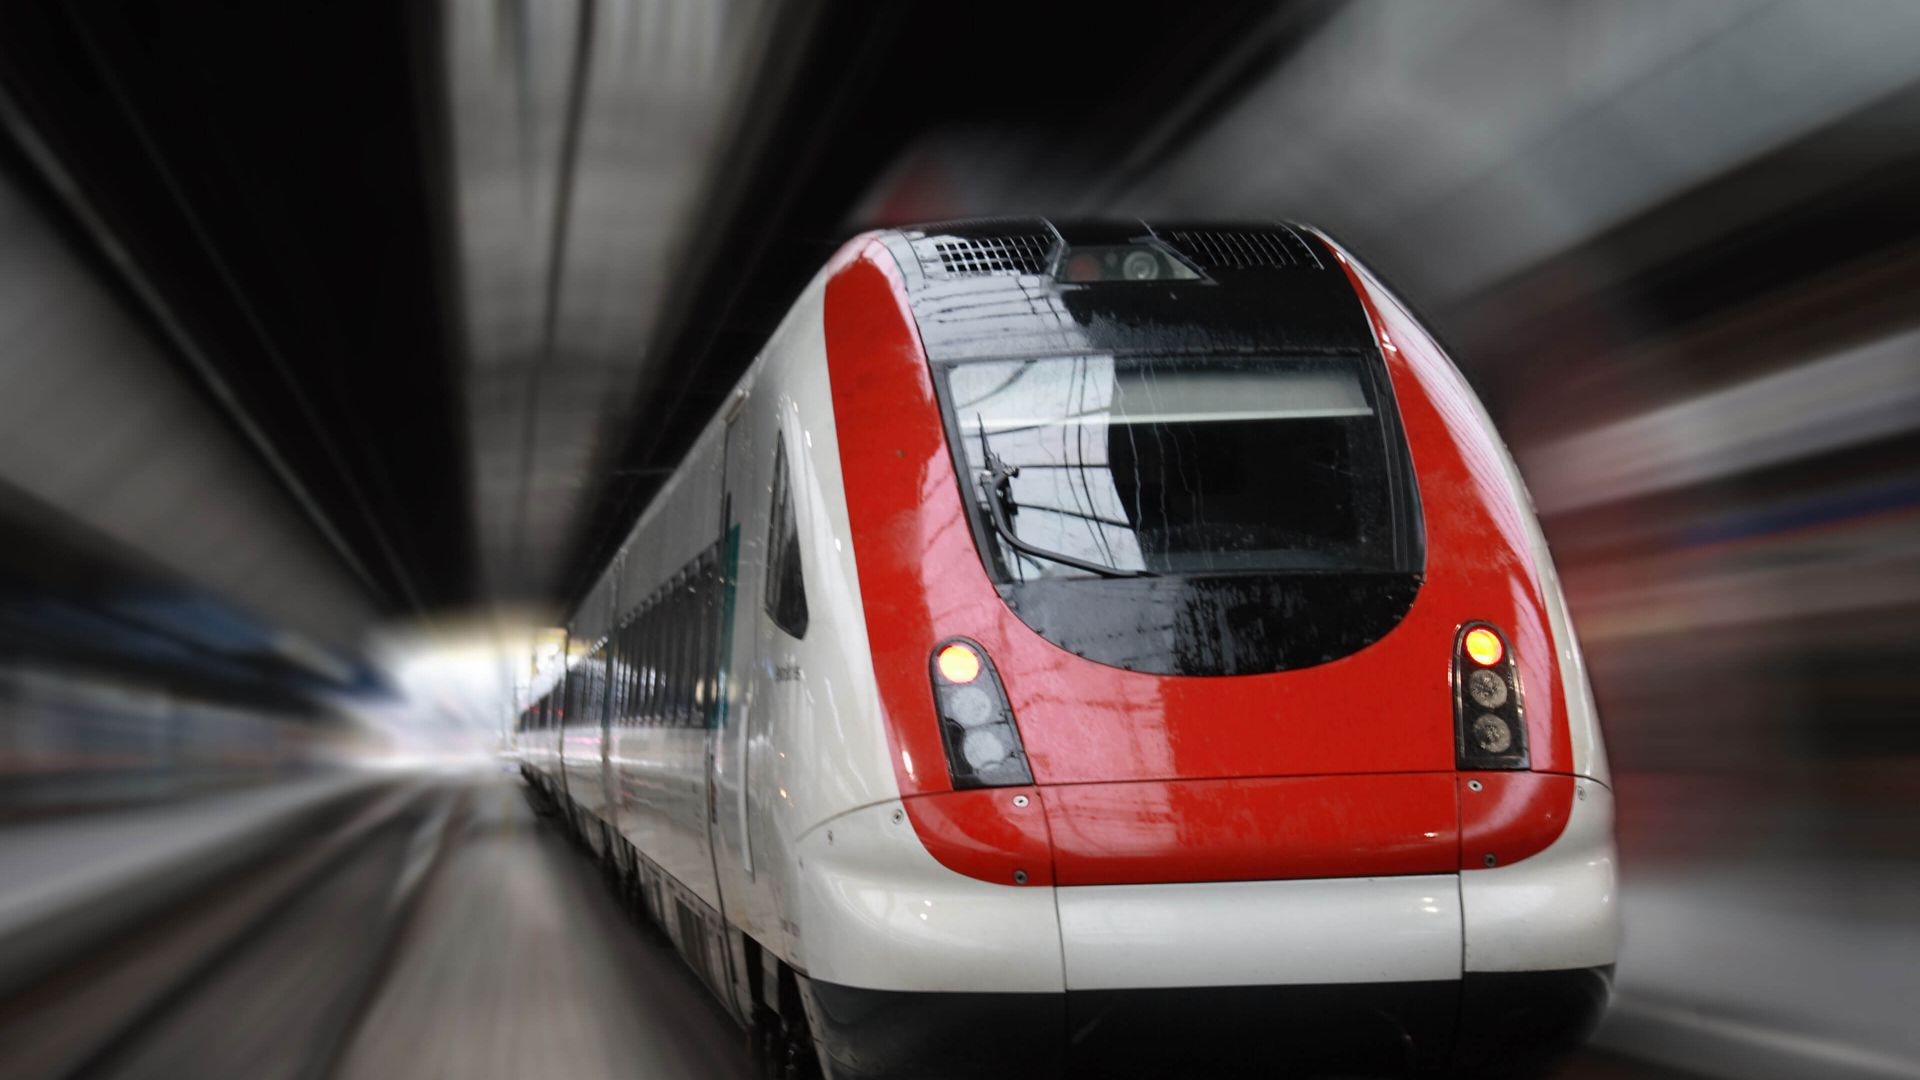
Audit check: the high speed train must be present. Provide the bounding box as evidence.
[516,219,1616,1078]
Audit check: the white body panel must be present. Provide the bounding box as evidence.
[562,710,608,842]
[1058,875,1463,990]
[1463,778,1619,972]
[608,726,715,906]
[729,279,903,964]
[553,263,905,985]
[791,800,1064,993]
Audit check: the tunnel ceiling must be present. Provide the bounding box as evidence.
[0,1,1293,619]
[13,1,1905,634]
[0,2,467,614]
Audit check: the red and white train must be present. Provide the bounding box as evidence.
[516,220,1616,1078]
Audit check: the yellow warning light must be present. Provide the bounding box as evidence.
[1464,627,1504,667]
[936,643,982,684]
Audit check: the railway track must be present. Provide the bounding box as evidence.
[0,778,455,1080]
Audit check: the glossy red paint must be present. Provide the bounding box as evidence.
[1458,772,1576,870]
[1045,774,1458,886]
[821,242,962,797]
[1331,248,1576,780]
[822,238,1578,886]
[902,787,1054,887]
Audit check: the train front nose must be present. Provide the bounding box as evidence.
[815,225,1617,1075]
[802,781,1472,1080]
[1029,772,1468,1076]
[1025,771,1616,1077]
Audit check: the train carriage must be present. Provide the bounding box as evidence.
[516,219,1616,1078]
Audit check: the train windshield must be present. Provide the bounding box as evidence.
[940,354,1421,581]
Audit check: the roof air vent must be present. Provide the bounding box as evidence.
[1158,227,1323,271]
[927,233,1054,277]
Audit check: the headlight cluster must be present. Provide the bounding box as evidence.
[930,640,1032,789]
[1454,622,1528,771]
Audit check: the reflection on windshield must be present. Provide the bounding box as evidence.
[944,354,1415,581]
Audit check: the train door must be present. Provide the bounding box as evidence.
[712,390,758,902]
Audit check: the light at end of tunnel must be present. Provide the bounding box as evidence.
[936,643,982,684]
[1464,627,1504,667]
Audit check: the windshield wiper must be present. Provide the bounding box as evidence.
[975,422,1150,580]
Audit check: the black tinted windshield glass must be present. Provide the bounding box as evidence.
[942,354,1419,580]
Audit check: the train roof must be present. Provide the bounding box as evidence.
[874,218,1379,361]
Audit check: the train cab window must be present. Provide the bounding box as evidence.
[935,352,1424,675]
[763,437,810,638]
[940,354,1421,580]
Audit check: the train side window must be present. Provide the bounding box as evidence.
[636,603,651,727]
[581,651,592,726]
[610,628,622,727]
[628,620,642,726]
[617,623,633,726]
[588,646,600,726]
[624,622,637,726]
[655,593,669,728]
[692,561,708,723]
[638,608,650,725]
[681,577,699,726]
[644,596,660,727]
[651,596,665,727]
[709,550,724,720]
[680,578,698,727]
[700,550,720,726]
[641,600,654,727]
[608,634,621,727]
[763,436,809,638]
[667,579,686,727]
[591,644,605,727]
[669,578,685,728]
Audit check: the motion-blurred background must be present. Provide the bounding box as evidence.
[0,2,1914,1077]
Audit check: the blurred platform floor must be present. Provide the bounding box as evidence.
[333,773,753,1079]
[1590,775,1920,1080]
[0,771,376,941]
[9,765,1898,1079]
[0,768,753,1080]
